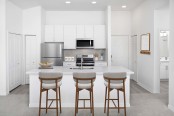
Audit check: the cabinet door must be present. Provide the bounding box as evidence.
[55,25,64,42]
[15,35,22,86]
[45,25,54,42]
[85,25,93,39]
[8,33,22,91]
[64,25,76,49]
[94,25,106,49]
[76,25,85,38]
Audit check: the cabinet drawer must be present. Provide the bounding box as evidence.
[95,62,107,67]
[63,62,76,67]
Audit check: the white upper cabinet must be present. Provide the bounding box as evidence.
[85,25,94,39]
[94,25,106,49]
[55,25,64,42]
[64,25,76,49]
[45,25,64,42]
[45,25,54,42]
[76,25,85,38]
[76,25,93,39]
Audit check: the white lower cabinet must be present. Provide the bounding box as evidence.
[63,61,76,67]
[8,33,23,91]
[160,62,169,79]
[95,61,107,67]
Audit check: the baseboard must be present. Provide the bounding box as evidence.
[29,103,130,108]
[137,82,153,93]
[0,89,7,96]
[168,104,174,112]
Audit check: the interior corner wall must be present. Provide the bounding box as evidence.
[168,0,174,112]
[0,0,7,96]
[131,0,155,93]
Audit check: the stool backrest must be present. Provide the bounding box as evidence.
[73,72,96,84]
[39,72,62,84]
[103,72,126,84]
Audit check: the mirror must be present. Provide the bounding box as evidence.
[140,33,150,54]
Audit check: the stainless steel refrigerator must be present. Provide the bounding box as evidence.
[41,42,64,66]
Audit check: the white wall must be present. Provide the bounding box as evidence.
[132,0,169,93]
[0,0,7,96]
[46,11,105,25]
[111,11,131,35]
[132,0,156,93]
[168,0,174,112]
[6,1,22,34]
[23,6,46,71]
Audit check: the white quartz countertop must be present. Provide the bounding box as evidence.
[26,66,134,75]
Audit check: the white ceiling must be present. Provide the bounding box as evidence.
[9,0,145,11]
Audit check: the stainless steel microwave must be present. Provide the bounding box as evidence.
[76,39,94,48]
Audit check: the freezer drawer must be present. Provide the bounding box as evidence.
[41,58,63,66]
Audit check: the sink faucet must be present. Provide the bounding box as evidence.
[81,56,83,70]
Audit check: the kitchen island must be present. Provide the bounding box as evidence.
[27,66,134,108]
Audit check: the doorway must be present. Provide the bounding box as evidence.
[159,31,169,93]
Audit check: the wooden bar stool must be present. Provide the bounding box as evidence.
[73,72,96,116]
[103,72,127,116]
[39,72,63,116]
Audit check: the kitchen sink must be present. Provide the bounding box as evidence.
[69,67,94,70]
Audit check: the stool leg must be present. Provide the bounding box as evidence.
[107,87,110,116]
[75,88,77,116]
[123,90,126,116]
[117,90,120,113]
[104,87,107,113]
[59,87,62,113]
[77,91,79,113]
[39,84,42,116]
[92,88,94,116]
[56,88,58,116]
[90,90,92,113]
[46,90,48,113]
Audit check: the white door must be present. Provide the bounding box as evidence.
[131,35,138,82]
[8,33,22,91]
[26,35,37,84]
[111,36,129,68]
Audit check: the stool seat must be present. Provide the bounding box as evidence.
[104,81,123,89]
[43,81,62,89]
[74,83,94,89]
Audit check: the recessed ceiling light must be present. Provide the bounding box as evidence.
[65,1,71,4]
[91,1,97,4]
[122,5,127,8]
